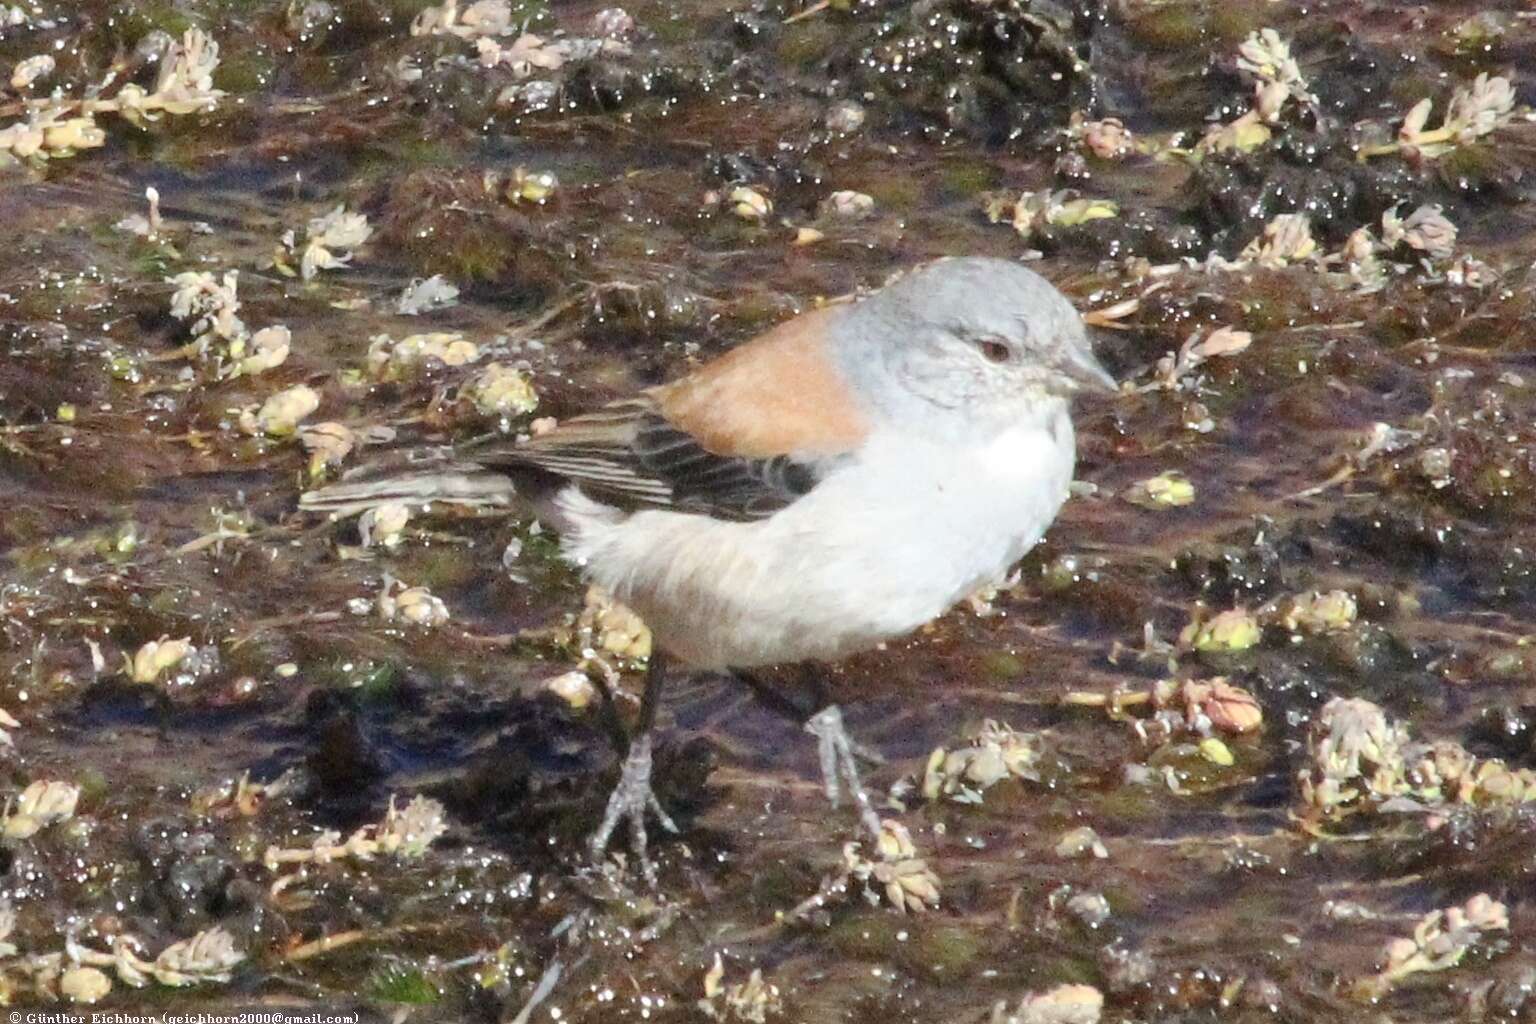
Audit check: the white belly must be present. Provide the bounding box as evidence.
[560,415,1075,670]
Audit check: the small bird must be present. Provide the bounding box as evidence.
[303,256,1114,882]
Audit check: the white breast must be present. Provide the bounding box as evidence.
[559,409,1076,670]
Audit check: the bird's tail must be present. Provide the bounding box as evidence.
[298,450,517,517]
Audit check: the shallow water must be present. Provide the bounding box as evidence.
[2,0,1536,1019]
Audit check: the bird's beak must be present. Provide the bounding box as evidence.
[1058,345,1118,395]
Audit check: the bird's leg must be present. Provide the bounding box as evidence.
[584,657,633,755]
[734,670,884,843]
[590,651,678,886]
[803,705,884,842]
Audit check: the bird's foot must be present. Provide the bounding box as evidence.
[590,732,679,887]
[804,704,884,842]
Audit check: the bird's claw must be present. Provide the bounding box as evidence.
[590,732,678,886]
[804,704,883,842]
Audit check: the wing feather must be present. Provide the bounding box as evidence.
[461,394,824,520]
[462,307,870,520]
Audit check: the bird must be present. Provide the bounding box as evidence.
[301,256,1115,884]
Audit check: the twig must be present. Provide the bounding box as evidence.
[283,929,368,962]
[783,0,831,24]
[282,922,434,962]
[783,871,852,922]
[1061,689,1153,710]
[1283,463,1354,501]
[506,958,563,1024]
[506,288,589,342]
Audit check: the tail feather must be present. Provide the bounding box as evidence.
[299,459,517,517]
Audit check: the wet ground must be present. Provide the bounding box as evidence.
[3,0,1536,1018]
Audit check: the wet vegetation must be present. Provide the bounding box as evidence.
[1,0,1536,1018]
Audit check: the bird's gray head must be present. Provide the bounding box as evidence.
[832,257,1115,435]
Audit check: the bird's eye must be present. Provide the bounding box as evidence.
[976,337,1012,364]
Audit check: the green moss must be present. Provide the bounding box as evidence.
[313,658,401,700]
[1025,954,1101,988]
[76,767,111,804]
[398,545,480,592]
[379,0,445,20]
[146,589,191,618]
[778,20,840,67]
[729,289,796,331]
[365,137,462,174]
[1127,5,1205,52]
[1096,782,1170,823]
[980,651,1025,680]
[748,859,815,907]
[14,280,91,322]
[213,48,277,95]
[147,5,198,33]
[1386,76,1441,109]
[108,0,196,40]
[1483,650,1531,681]
[0,505,53,550]
[1436,143,1500,189]
[96,521,142,562]
[131,241,180,280]
[228,825,268,864]
[1206,1,1266,44]
[368,964,441,1004]
[418,224,514,283]
[594,233,644,266]
[214,0,277,14]
[900,924,984,981]
[1322,624,1405,680]
[938,160,1000,200]
[646,7,700,44]
[861,171,923,212]
[1238,295,1289,332]
[825,911,903,961]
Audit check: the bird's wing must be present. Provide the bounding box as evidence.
[464,395,818,520]
[467,305,870,521]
